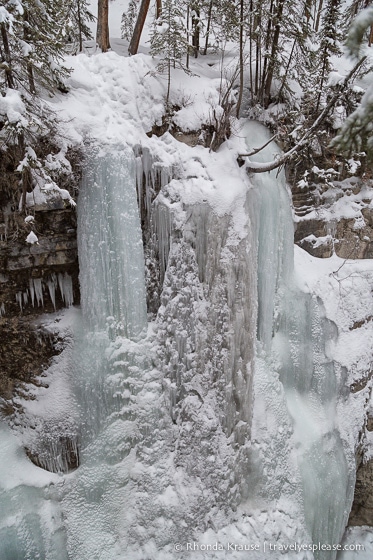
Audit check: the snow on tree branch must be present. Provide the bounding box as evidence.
[241,57,366,174]
[346,6,373,58]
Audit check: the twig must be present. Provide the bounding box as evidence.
[238,134,278,157]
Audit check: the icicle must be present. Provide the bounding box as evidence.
[161,167,172,188]
[154,199,172,281]
[22,291,28,306]
[0,302,5,316]
[47,273,57,309]
[135,155,143,211]
[142,147,155,219]
[58,272,74,307]
[29,278,35,306]
[32,278,44,307]
[15,292,23,311]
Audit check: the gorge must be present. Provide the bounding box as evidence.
[0,42,373,560]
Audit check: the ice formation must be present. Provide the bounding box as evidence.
[12,275,74,314]
[78,145,147,338]
[245,122,354,559]
[0,120,371,560]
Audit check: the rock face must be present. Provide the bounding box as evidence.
[0,317,60,402]
[348,412,373,527]
[0,206,79,315]
[348,458,373,526]
[0,204,79,401]
[295,215,373,259]
[291,176,373,530]
[292,178,373,259]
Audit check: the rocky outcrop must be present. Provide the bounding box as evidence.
[0,204,79,401]
[0,316,61,403]
[292,179,373,260]
[349,460,373,526]
[0,205,79,315]
[295,215,373,259]
[348,412,373,527]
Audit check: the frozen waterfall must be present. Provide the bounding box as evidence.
[78,146,147,338]
[0,125,358,560]
[245,122,354,560]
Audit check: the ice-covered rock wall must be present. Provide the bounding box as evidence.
[154,196,257,516]
[1,120,370,560]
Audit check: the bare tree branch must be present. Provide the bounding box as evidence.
[243,56,366,173]
[239,134,278,157]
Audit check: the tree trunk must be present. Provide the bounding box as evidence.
[186,5,190,69]
[315,49,328,112]
[156,0,162,18]
[0,23,15,89]
[191,5,200,58]
[128,0,150,55]
[97,0,110,52]
[203,0,214,55]
[77,0,83,52]
[260,0,274,99]
[236,0,245,118]
[23,9,36,93]
[315,0,324,32]
[277,38,296,102]
[166,58,171,106]
[305,0,313,25]
[254,6,262,98]
[263,0,285,108]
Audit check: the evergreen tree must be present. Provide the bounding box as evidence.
[121,0,139,42]
[244,1,314,108]
[205,0,239,45]
[0,0,69,96]
[0,0,73,211]
[333,5,373,156]
[150,0,189,105]
[314,0,343,112]
[343,0,372,33]
[65,0,95,53]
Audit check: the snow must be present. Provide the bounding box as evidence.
[26,231,39,244]
[338,527,373,559]
[0,88,27,125]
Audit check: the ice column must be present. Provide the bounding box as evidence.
[78,146,147,339]
[246,121,353,560]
